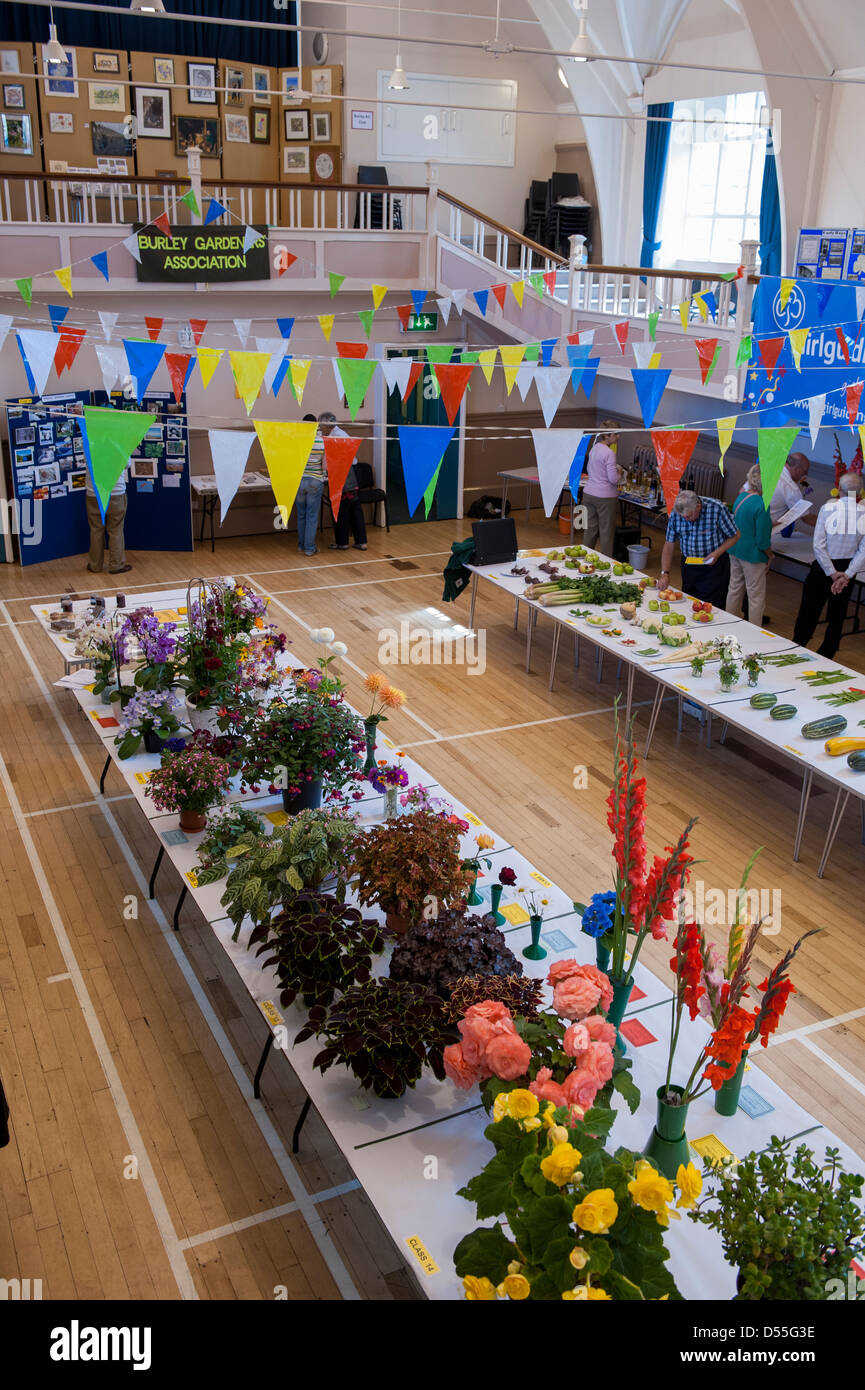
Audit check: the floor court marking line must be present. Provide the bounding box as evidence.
[45,972,72,984]
[264,572,442,595]
[25,794,134,818]
[179,1180,361,1250]
[398,699,655,749]
[1,599,361,1303]
[768,1005,865,1046]
[798,1035,865,1100]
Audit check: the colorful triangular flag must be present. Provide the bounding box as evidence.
[613,320,629,354]
[335,358,378,420]
[16,277,32,306]
[144,316,163,342]
[631,368,671,428]
[650,428,701,512]
[329,272,345,298]
[678,299,691,330]
[233,318,251,348]
[204,198,228,225]
[189,318,207,346]
[180,187,200,218]
[531,429,585,516]
[534,366,571,428]
[846,380,864,429]
[411,290,426,316]
[435,297,452,326]
[510,280,526,309]
[788,327,809,371]
[323,434,362,519]
[242,225,259,254]
[472,289,489,317]
[716,417,736,475]
[735,335,753,367]
[499,344,526,396]
[543,270,556,294]
[514,362,537,402]
[371,284,388,310]
[335,341,368,360]
[632,340,655,370]
[358,309,375,338]
[90,250,110,283]
[277,250,297,277]
[451,289,468,316]
[491,284,507,312]
[122,234,141,265]
[164,352,194,405]
[318,314,334,342]
[196,347,224,391]
[208,429,255,524]
[778,278,795,310]
[808,394,825,449]
[695,338,720,385]
[397,424,455,516]
[122,338,165,400]
[254,420,318,526]
[229,350,271,414]
[94,343,126,396]
[477,348,497,386]
[16,330,59,396]
[79,406,156,520]
[540,338,558,367]
[381,358,413,397]
[433,363,475,425]
[288,358,311,406]
[54,327,86,375]
[757,336,784,375]
[152,211,172,239]
[255,337,288,394]
[757,426,802,505]
[54,265,73,297]
[48,303,69,332]
[276,317,295,340]
[835,327,851,366]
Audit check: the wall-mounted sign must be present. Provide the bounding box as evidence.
[794,227,849,281]
[401,312,439,333]
[351,109,374,130]
[132,224,269,282]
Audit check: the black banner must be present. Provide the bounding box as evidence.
[132,224,270,282]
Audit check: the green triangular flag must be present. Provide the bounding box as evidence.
[529,272,545,296]
[79,406,156,520]
[16,277,32,306]
[335,358,378,420]
[423,461,443,517]
[460,350,479,364]
[357,309,375,338]
[524,342,540,363]
[329,272,345,298]
[705,342,723,384]
[736,334,753,367]
[756,426,802,510]
[425,345,454,399]
[180,187,200,217]
[648,309,660,342]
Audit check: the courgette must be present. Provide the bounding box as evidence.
[847,750,865,771]
[750,693,777,709]
[801,715,848,739]
[825,736,865,757]
[770,704,797,720]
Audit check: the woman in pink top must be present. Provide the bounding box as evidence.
[581,420,621,558]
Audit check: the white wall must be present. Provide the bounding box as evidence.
[814,77,865,228]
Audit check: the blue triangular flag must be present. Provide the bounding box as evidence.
[472,289,489,317]
[397,424,456,516]
[90,251,110,283]
[271,353,291,398]
[566,343,592,394]
[580,357,600,400]
[411,290,426,316]
[48,303,70,332]
[540,337,558,367]
[204,198,228,226]
[815,284,833,316]
[122,338,166,401]
[631,367,671,428]
[15,334,35,394]
[277,317,294,340]
[700,290,717,321]
[569,435,590,491]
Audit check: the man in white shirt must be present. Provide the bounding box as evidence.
[85,469,131,574]
[793,472,865,657]
[769,452,815,532]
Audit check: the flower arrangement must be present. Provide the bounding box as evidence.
[74,613,118,694]
[517,886,549,919]
[116,607,179,690]
[363,671,407,721]
[388,909,523,998]
[742,651,766,687]
[114,689,185,759]
[144,739,231,820]
[176,620,250,717]
[579,889,616,954]
[690,652,706,678]
[189,579,269,639]
[367,758,410,794]
[461,832,495,879]
[453,1095,695,1300]
[348,808,469,928]
[307,627,349,696]
[716,635,743,689]
[252,891,384,1012]
[238,686,365,799]
[194,804,264,885]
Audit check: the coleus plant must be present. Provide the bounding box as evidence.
[252,891,384,1012]
[348,808,469,925]
[388,908,523,999]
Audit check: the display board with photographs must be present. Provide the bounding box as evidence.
[92,389,193,552]
[4,391,91,566]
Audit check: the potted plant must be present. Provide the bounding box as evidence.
[116,607,180,693]
[194,804,264,885]
[389,907,523,998]
[176,622,250,733]
[251,890,384,1011]
[74,614,119,701]
[190,578,270,640]
[348,807,469,934]
[689,1138,865,1300]
[445,973,544,1024]
[114,689,186,759]
[361,671,407,772]
[239,686,366,813]
[690,652,706,679]
[221,807,359,940]
[144,738,231,831]
[301,978,456,1099]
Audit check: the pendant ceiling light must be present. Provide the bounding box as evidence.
[46,8,66,64]
[387,0,410,90]
[569,12,594,63]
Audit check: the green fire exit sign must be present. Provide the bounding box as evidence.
[402,312,439,332]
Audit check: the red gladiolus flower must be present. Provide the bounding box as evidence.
[703,1003,757,1090]
[670,922,705,1020]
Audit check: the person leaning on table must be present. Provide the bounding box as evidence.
[659,490,740,608]
[85,468,132,575]
[726,464,772,624]
[581,420,622,558]
[793,472,865,659]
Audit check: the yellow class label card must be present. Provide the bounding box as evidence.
[259,1000,283,1029]
[185,869,199,888]
[501,903,530,926]
[135,772,150,784]
[264,810,288,826]
[462,811,483,826]
[690,1134,735,1166]
[405,1236,439,1275]
[529,871,552,887]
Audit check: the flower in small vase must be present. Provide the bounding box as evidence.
[498,865,516,886]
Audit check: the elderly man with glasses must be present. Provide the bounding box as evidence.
[659,490,740,608]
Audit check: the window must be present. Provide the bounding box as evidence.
[657,91,767,268]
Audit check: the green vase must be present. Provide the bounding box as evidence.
[490,882,506,926]
[606,973,634,1055]
[714,1052,747,1117]
[467,869,483,907]
[595,940,611,973]
[523,914,547,961]
[644,1085,691,1180]
[363,715,379,774]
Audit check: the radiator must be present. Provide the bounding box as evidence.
[682,461,724,500]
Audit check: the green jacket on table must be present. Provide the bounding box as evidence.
[730,490,772,564]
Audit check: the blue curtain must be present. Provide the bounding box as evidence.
[6,1,297,67]
[758,131,782,276]
[639,102,673,269]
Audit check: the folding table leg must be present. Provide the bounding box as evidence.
[468,572,478,629]
[574,632,580,669]
[525,607,537,673]
[706,712,713,748]
[793,768,813,863]
[148,844,164,899]
[595,647,603,683]
[292,1095,312,1154]
[209,498,216,554]
[719,721,729,745]
[817,789,851,879]
[172,884,188,931]
[644,684,664,758]
[513,597,520,631]
[99,753,111,795]
[253,1032,274,1099]
[677,694,683,732]
[548,623,561,692]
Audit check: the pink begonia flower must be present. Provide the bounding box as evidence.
[583,1040,614,1086]
[464,1000,512,1025]
[458,1014,496,1067]
[575,963,614,1013]
[547,958,581,987]
[562,1067,600,1111]
[562,1022,591,1060]
[443,1042,485,1090]
[528,1066,568,1107]
[553,975,602,1021]
[484,1030,531,1081]
[583,1015,617,1047]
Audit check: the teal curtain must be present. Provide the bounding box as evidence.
[640,103,674,269]
[758,131,782,276]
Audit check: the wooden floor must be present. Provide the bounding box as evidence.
[1,513,864,1301]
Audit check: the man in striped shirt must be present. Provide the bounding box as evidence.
[660,490,740,607]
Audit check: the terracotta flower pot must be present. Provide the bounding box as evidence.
[178,808,207,832]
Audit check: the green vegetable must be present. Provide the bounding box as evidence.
[749,693,777,709]
[770,704,797,720]
[801,715,848,739]
[847,751,865,771]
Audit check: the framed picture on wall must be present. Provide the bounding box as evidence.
[188,62,217,104]
[251,109,270,142]
[89,82,126,113]
[41,45,78,97]
[283,145,309,175]
[1,113,32,154]
[175,115,220,158]
[153,57,174,86]
[50,112,75,134]
[252,68,270,104]
[225,67,245,106]
[312,111,331,142]
[93,52,120,74]
[3,84,24,109]
[0,51,20,75]
[311,68,332,98]
[135,87,171,139]
[281,69,301,104]
[284,108,308,140]
[224,113,249,144]
[92,120,134,156]
[311,145,340,185]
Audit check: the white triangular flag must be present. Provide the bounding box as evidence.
[16,329,59,396]
[808,393,826,450]
[514,362,537,402]
[381,357,413,396]
[209,429,256,524]
[0,314,12,354]
[451,289,468,316]
[256,336,287,394]
[857,287,865,321]
[233,318,252,348]
[98,310,119,342]
[122,234,142,265]
[94,343,126,395]
[579,329,595,347]
[243,225,258,254]
[435,297,452,326]
[534,366,571,428]
[331,358,344,395]
[633,340,655,369]
[531,428,585,516]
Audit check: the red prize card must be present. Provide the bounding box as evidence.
[619,1018,657,1047]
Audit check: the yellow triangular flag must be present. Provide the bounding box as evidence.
[679,298,691,330]
[318,314,334,342]
[371,284,388,310]
[477,348,497,386]
[788,327,809,372]
[54,265,73,297]
[289,358,311,406]
[229,350,271,415]
[254,420,317,527]
[716,416,736,475]
[694,292,708,322]
[499,343,527,396]
[197,347,224,390]
[649,351,662,369]
[510,280,526,309]
[779,278,795,310]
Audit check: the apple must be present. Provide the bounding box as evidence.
[622,563,634,574]
[648,599,659,611]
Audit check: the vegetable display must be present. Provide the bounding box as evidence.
[523,576,643,607]
[769,704,797,720]
[801,715,847,740]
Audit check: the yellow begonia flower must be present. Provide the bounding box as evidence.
[542,1103,558,1130]
[569,1247,588,1270]
[540,1142,583,1187]
[493,1092,511,1123]
[507,1261,522,1276]
[523,1116,542,1132]
[507,1089,539,1120]
[572,1188,618,1234]
[675,1161,703,1209]
[549,1124,570,1146]
[586,1286,611,1300]
[628,1160,677,1227]
[501,1273,531,1300]
[463,1275,497,1301]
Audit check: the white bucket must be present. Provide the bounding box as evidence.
[628,543,650,571]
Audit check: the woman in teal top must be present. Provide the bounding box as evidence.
[727,464,772,622]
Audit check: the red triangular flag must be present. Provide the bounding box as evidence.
[165,352,192,405]
[189,318,207,346]
[846,380,864,428]
[432,362,475,426]
[613,320,629,354]
[695,338,720,385]
[153,211,172,239]
[491,284,508,311]
[54,327,86,374]
[757,336,784,374]
[836,327,851,366]
[145,316,163,342]
[650,429,701,513]
[277,250,297,277]
[403,360,424,401]
[396,305,412,331]
[566,331,581,345]
[336,341,368,359]
[323,435,362,519]
[543,270,556,294]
